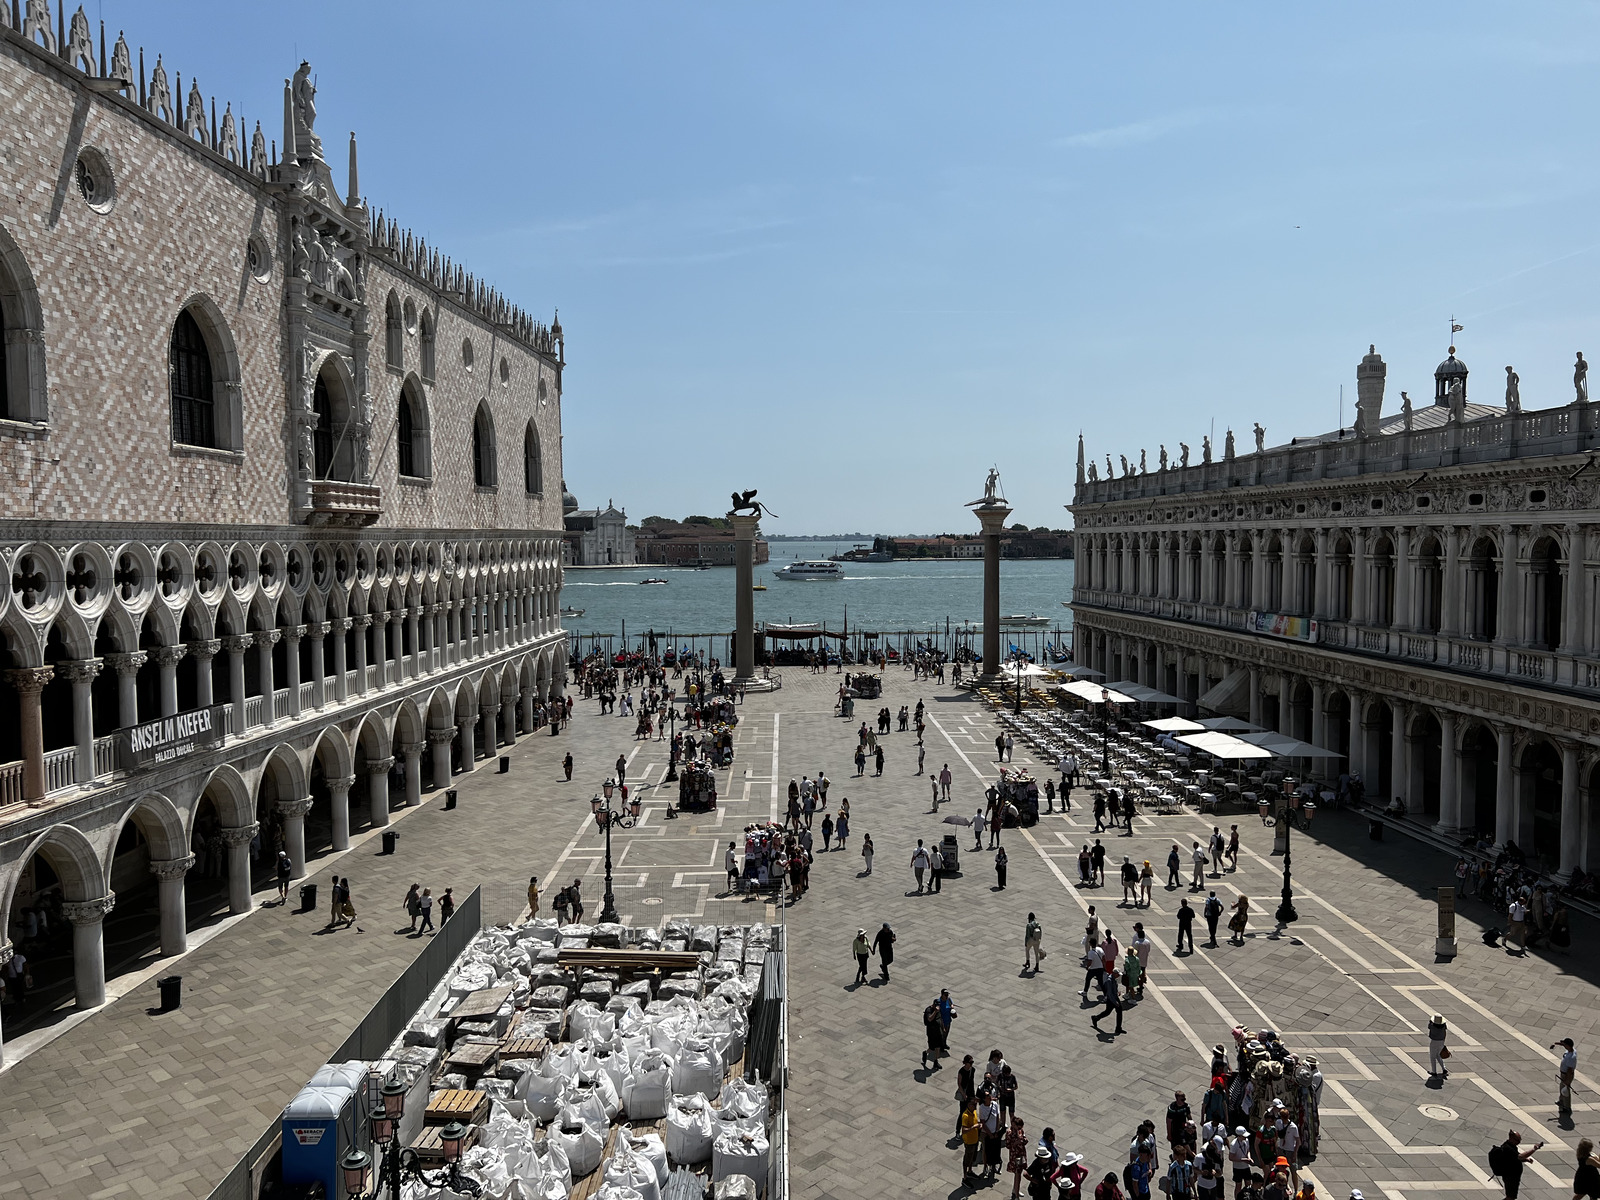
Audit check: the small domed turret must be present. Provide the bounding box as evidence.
[561,481,579,515]
[1434,347,1468,406]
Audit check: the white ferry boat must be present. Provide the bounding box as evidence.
[774,560,843,581]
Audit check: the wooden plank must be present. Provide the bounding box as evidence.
[408,1122,480,1165]
[444,1041,499,1073]
[500,1036,549,1061]
[450,986,514,1023]
[424,1089,489,1126]
[557,949,702,971]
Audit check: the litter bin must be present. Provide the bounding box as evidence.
[445,788,458,810]
[499,755,510,774]
[300,882,318,912]
[156,975,182,1010]
[381,830,397,855]
[1368,818,1383,841]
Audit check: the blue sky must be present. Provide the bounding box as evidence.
[128,2,1600,532]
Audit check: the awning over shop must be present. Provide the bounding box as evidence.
[1196,669,1250,717]
[1108,681,1184,704]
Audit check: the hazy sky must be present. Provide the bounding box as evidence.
[130,2,1600,532]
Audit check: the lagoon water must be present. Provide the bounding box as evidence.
[561,538,1075,646]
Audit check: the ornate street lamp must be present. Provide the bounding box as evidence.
[1275,792,1299,926]
[591,781,639,925]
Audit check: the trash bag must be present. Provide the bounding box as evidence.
[711,1126,769,1187]
[603,1146,662,1200]
[624,1049,674,1120]
[671,1037,724,1099]
[570,1001,618,1043]
[665,1093,715,1164]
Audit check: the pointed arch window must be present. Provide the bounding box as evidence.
[385,291,403,370]
[313,375,334,478]
[419,309,436,382]
[395,377,431,480]
[170,309,215,447]
[524,422,542,495]
[472,404,497,488]
[397,392,415,477]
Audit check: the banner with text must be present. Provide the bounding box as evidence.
[1247,612,1320,643]
[121,704,227,769]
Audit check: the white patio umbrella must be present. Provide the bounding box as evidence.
[1143,716,1206,733]
[1175,731,1275,760]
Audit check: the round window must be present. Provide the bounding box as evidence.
[75,147,116,214]
[247,234,271,281]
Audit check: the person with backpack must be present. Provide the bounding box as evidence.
[1488,1130,1543,1200]
[872,921,896,981]
[1024,912,1045,971]
[921,998,946,1068]
[1204,892,1225,947]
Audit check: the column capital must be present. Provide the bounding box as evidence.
[310,621,331,638]
[277,796,315,818]
[427,726,457,745]
[56,657,104,684]
[187,638,222,660]
[256,628,283,647]
[220,634,254,654]
[352,614,373,630]
[149,854,196,880]
[330,617,353,633]
[62,894,116,925]
[285,624,307,641]
[327,774,356,794]
[0,939,11,968]
[479,700,500,714]
[220,822,260,847]
[149,645,188,668]
[5,665,55,694]
[104,651,147,677]
[398,740,426,758]
[365,755,396,774]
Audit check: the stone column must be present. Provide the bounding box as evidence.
[1441,528,1462,637]
[730,512,759,679]
[285,625,305,718]
[328,775,354,850]
[1313,529,1330,618]
[429,604,445,672]
[428,726,456,787]
[1495,726,1515,846]
[1393,526,1414,631]
[1391,701,1411,810]
[62,895,115,1009]
[365,756,395,827]
[1247,665,1262,727]
[1560,741,1581,878]
[220,635,251,731]
[1563,525,1586,655]
[521,686,538,735]
[220,823,258,913]
[1435,712,1460,834]
[151,645,187,716]
[399,741,424,806]
[479,701,500,752]
[976,501,1013,678]
[58,659,103,782]
[406,606,422,677]
[458,711,478,770]
[1498,526,1522,647]
[1224,532,1241,609]
[0,941,10,1064]
[330,617,351,701]
[1310,681,1327,748]
[188,639,220,706]
[6,666,53,804]
[277,796,314,878]
[1351,529,1370,625]
[352,614,372,695]
[500,697,517,746]
[389,610,405,685]
[149,854,195,955]
[106,651,146,728]
[1279,672,1295,736]
[256,629,281,725]
[309,622,328,708]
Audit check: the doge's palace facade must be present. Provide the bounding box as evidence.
[0,9,567,1055]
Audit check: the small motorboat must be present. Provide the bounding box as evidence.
[560,605,585,618]
[999,613,1050,627]
[640,578,668,585]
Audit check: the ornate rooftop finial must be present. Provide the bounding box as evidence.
[249,121,267,178]
[66,5,93,73]
[219,103,239,164]
[148,54,173,124]
[108,30,132,88]
[24,0,58,54]
[182,76,207,145]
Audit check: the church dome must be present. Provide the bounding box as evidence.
[561,481,579,515]
[1435,349,1468,379]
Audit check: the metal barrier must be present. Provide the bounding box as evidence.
[205,886,483,1200]
[747,931,789,1200]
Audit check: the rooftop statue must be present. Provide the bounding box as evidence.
[1119,454,1129,478]
[1201,435,1212,465]
[1505,366,1521,414]
[1158,445,1168,471]
[1577,352,1589,403]
[1224,429,1235,460]
[292,61,325,164]
[1253,423,1265,453]
[1401,390,1413,431]
[1138,449,1147,474]
[1179,442,1190,468]
[1087,461,1098,482]
[1447,376,1465,422]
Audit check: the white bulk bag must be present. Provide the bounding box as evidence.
[622,1132,670,1187]
[662,1167,703,1200]
[460,1146,513,1197]
[594,1189,644,1200]
[552,1112,605,1178]
[671,1038,724,1099]
[592,1044,632,1098]
[717,1079,766,1122]
[524,1072,568,1123]
[543,1044,584,1083]
[568,1073,621,1122]
[569,1001,618,1044]
[518,917,563,943]
[603,1147,662,1200]
[542,1140,574,1197]
[623,1049,673,1120]
[711,1126,769,1187]
[479,1102,525,1150]
[665,1094,715,1164]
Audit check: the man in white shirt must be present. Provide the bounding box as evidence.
[1280,1117,1301,1187]
[1191,841,1208,891]
[1227,1127,1252,1199]
[1508,896,1529,954]
[1555,1037,1578,1117]
[1081,941,1105,999]
[911,840,931,893]
[725,842,740,892]
[930,845,945,894]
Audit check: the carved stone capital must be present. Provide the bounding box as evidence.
[187,638,223,661]
[0,940,11,968]
[105,651,148,677]
[256,629,283,647]
[480,701,500,714]
[220,634,255,654]
[149,854,196,880]
[352,614,373,630]
[5,665,55,695]
[309,621,331,638]
[220,822,260,847]
[150,645,188,669]
[286,624,307,641]
[365,756,396,775]
[56,657,104,684]
[398,741,426,759]
[62,894,116,925]
[330,617,353,633]
[327,774,356,795]
[277,796,315,819]
[427,726,458,745]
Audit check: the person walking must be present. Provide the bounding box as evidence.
[1191,841,1208,891]
[526,876,540,918]
[1092,839,1107,886]
[276,850,293,904]
[918,742,927,775]
[995,846,1009,890]
[922,997,946,1068]
[1004,732,1015,762]
[990,805,1004,850]
[1572,1139,1600,1200]
[1167,844,1183,888]
[941,764,953,801]
[1226,825,1240,871]
[1094,792,1107,833]
[1123,791,1137,834]
[1007,1118,1031,1200]
[328,875,343,927]
[404,883,422,931]
[874,744,885,776]
[872,921,896,981]
[1122,856,1140,906]
[821,812,835,850]
[1489,1130,1542,1200]
[980,1088,1005,1180]
[1204,891,1224,948]
[1176,899,1196,953]
[1555,1038,1578,1118]
[996,732,1007,763]
[438,887,454,923]
[912,839,931,893]
[1228,1128,1253,1200]
[1210,827,1225,875]
[997,1063,1020,1124]
[1024,912,1044,971]
[858,830,871,872]
[852,928,871,983]
[1081,934,1105,1000]
[1091,967,1125,1034]
[1427,1013,1449,1078]
[1508,894,1530,954]
[837,810,850,850]
[854,745,867,776]
[1228,894,1250,944]
[563,752,573,781]
[931,844,945,893]
[725,842,741,891]
[1140,860,1155,906]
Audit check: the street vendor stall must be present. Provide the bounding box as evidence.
[1221,1025,1324,1167]
[995,769,1040,826]
[736,823,790,893]
[677,761,719,810]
